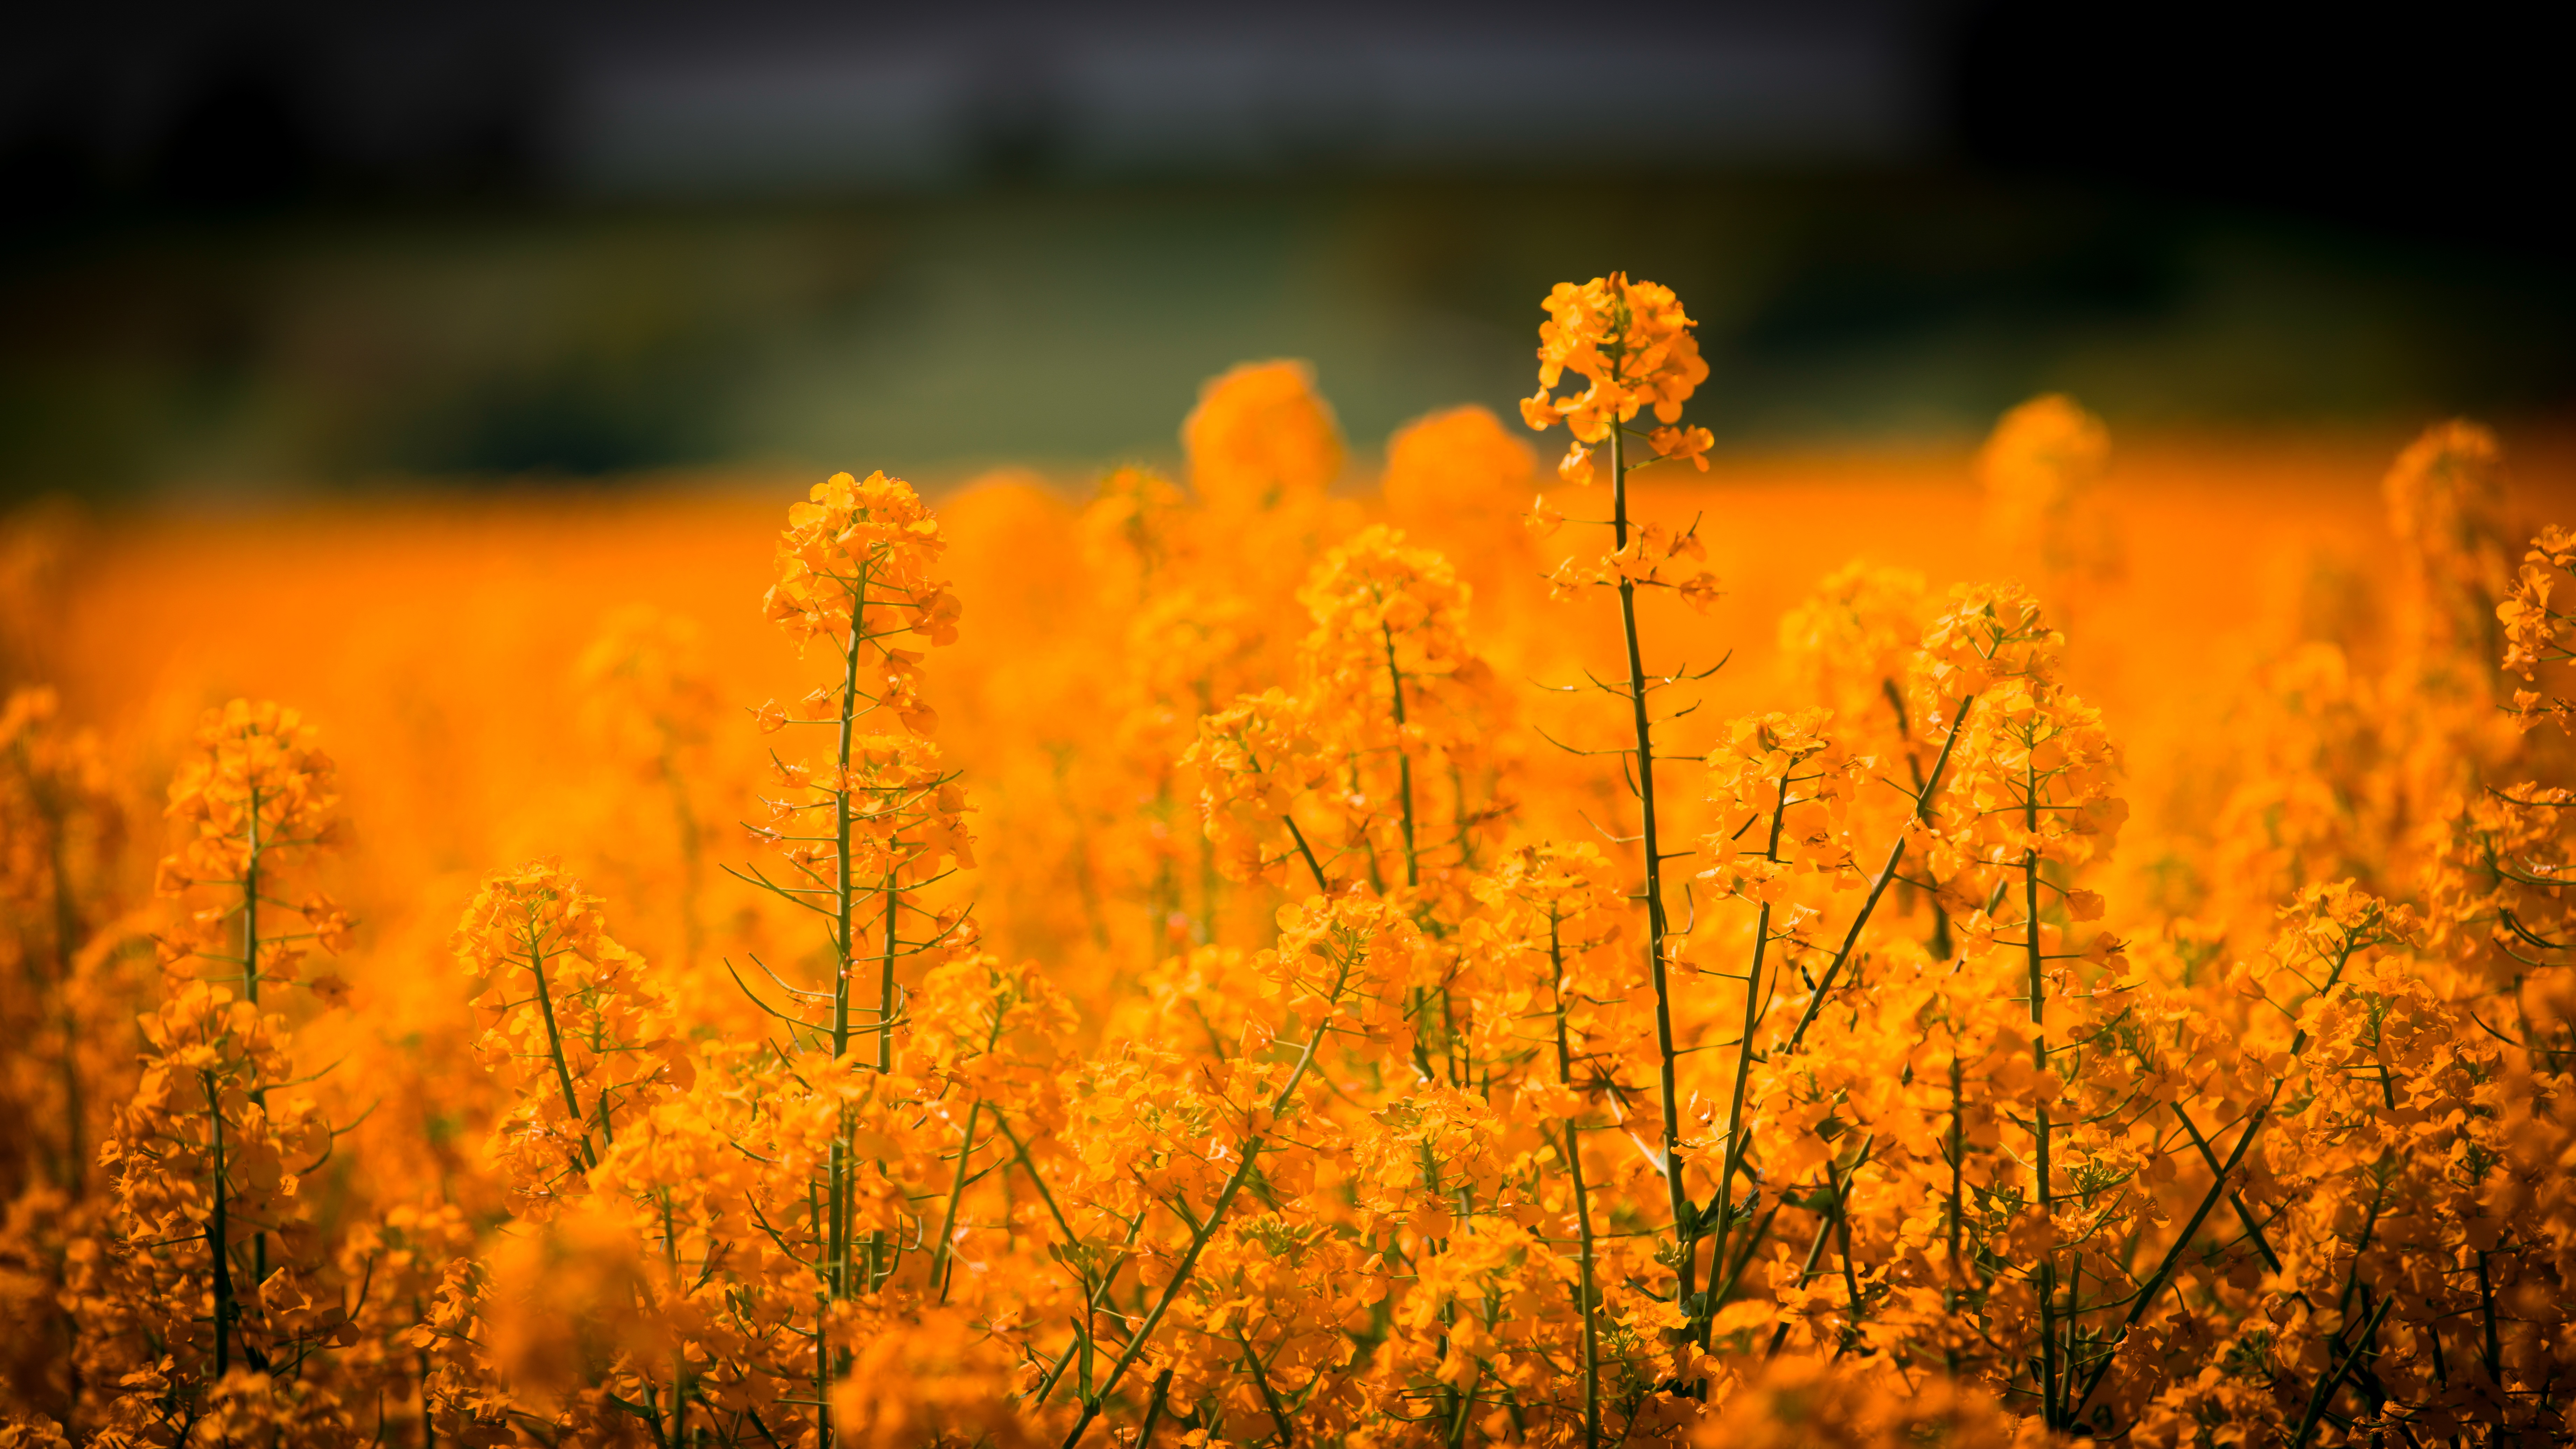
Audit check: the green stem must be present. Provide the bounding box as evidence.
[2070,930,2377,1426]
[2173,1104,2284,1273]
[523,923,598,1173]
[1549,909,1602,1449]
[661,1191,687,1447]
[2024,761,2059,1427]
[2477,1249,2500,1396]
[823,583,866,1449]
[1134,1369,1175,1449]
[1946,1056,1967,1343]
[1282,816,1331,896]
[932,1101,981,1305]
[1234,1327,1296,1447]
[242,786,271,1295]
[2289,1298,2392,1449]
[1762,1139,1870,1362]
[1608,423,1695,1362]
[878,872,898,1071]
[419,1339,436,1449]
[1703,768,1793,1340]
[1381,621,1419,888]
[1783,693,1975,1054]
[1057,961,1352,1447]
[242,785,262,1006]
[208,1068,234,1382]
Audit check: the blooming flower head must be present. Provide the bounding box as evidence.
[161,700,339,873]
[1296,526,1479,707]
[1519,274,1713,475]
[763,470,959,650]
[1184,687,1326,886]
[154,699,350,994]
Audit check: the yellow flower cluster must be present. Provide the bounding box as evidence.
[155,700,354,1001]
[1520,275,1714,478]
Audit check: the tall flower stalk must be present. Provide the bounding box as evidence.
[735,470,973,1447]
[82,700,355,1438]
[1522,275,1724,1341]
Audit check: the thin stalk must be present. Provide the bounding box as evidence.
[1765,1222,1838,1363]
[1881,679,1955,960]
[1234,1327,1296,1447]
[1609,423,1695,1353]
[878,872,898,1071]
[242,785,262,1005]
[661,1192,688,1447]
[2173,1105,2284,1273]
[1057,962,1351,1447]
[2065,1097,2278,1422]
[1382,621,1419,887]
[208,1067,235,1380]
[1710,1203,1779,1307]
[2289,1170,2389,1441]
[2070,931,2379,1424]
[1198,827,1220,945]
[2477,1250,2500,1395]
[2025,764,2059,1427]
[1549,909,1602,1449]
[1783,693,1976,1054]
[1445,1362,1483,1447]
[419,1340,436,1448]
[1233,733,1333,896]
[864,865,899,1298]
[811,1183,830,1446]
[1565,1118,1602,1447]
[1762,1140,1870,1361]
[1944,1052,1969,1380]
[1135,1370,1176,1449]
[2289,1298,2393,1449]
[822,583,867,1449]
[1703,769,1793,1339]
[1283,816,1331,896]
[523,925,598,1173]
[932,1101,981,1305]
[1831,1183,1866,1359]
[241,785,270,1294]
[992,1113,1080,1249]
[832,586,864,1064]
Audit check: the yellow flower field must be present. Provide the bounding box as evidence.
[4,278,2573,1447]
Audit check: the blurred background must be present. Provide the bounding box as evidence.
[4,0,2571,504]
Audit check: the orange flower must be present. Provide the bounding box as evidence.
[1184,359,1345,511]
[1522,273,1712,446]
[1650,423,1715,470]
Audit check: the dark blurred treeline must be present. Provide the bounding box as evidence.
[2,0,2569,501]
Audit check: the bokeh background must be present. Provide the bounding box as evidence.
[5,0,2572,504]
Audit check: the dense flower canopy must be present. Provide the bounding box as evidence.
[0,279,2570,1449]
